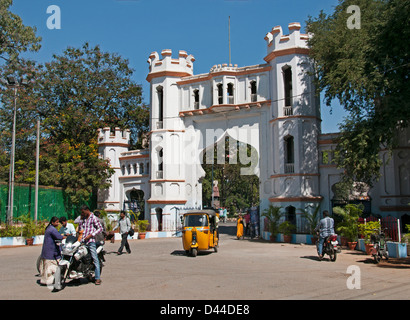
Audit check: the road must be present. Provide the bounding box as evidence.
[0,222,410,301]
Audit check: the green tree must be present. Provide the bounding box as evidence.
[307,0,410,187]
[0,44,149,207]
[202,137,259,211]
[0,0,41,64]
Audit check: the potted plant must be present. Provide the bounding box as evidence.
[334,204,363,250]
[403,224,410,256]
[261,205,282,242]
[300,204,321,245]
[137,220,149,239]
[358,220,380,255]
[19,213,37,246]
[278,221,295,243]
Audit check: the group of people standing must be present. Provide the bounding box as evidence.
[39,207,133,287]
[237,205,260,239]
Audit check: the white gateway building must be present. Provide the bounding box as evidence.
[97,22,410,235]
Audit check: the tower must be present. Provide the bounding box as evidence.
[265,23,322,223]
[97,127,130,212]
[146,49,197,232]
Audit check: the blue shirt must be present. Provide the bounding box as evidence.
[41,225,63,260]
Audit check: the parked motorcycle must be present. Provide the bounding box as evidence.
[53,235,105,291]
[316,234,339,262]
[370,228,389,263]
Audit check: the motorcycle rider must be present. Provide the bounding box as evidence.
[78,205,103,285]
[314,210,335,260]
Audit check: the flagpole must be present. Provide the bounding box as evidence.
[228,16,231,65]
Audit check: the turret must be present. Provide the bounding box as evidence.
[97,127,130,212]
[146,49,195,82]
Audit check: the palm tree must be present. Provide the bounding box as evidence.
[261,205,283,241]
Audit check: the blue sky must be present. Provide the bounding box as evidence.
[11,0,347,133]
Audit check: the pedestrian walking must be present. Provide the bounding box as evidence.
[113,210,132,255]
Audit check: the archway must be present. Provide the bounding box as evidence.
[201,134,260,216]
[155,207,163,231]
[125,189,145,220]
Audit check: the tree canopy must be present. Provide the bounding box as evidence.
[0,41,149,206]
[307,0,410,187]
[0,0,41,64]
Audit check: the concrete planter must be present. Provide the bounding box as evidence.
[387,242,408,258]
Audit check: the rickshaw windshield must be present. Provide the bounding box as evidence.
[184,214,208,227]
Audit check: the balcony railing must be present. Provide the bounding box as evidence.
[156,171,163,179]
[283,106,293,116]
[284,163,294,174]
[156,121,163,129]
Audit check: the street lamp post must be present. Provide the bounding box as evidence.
[1,76,28,224]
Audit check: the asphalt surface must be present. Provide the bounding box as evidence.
[1,222,410,301]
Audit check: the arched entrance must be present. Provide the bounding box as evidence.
[124,189,145,219]
[201,134,260,216]
[155,207,163,231]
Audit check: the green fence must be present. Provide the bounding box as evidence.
[0,182,97,223]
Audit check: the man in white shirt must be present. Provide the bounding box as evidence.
[59,216,76,237]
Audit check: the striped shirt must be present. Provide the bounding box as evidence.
[78,213,103,243]
[315,216,335,238]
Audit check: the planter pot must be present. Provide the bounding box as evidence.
[138,232,146,239]
[283,235,292,243]
[407,244,410,257]
[340,237,348,247]
[26,238,34,246]
[365,243,374,255]
[269,234,276,242]
[398,243,407,258]
[347,241,357,250]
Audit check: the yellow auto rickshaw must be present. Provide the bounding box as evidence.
[182,210,219,257]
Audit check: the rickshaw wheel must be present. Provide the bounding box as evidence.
[190,248,198,257]
[214,245,218,253]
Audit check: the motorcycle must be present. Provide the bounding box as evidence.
[53,235,105,291]
[370,228,389,263]
[316,234,339,262]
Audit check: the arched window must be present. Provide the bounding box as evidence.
[250,80,257,102]
[282,65,293,116]
[157,86,164,128]
[283,66,292,106]
[139,163,144,175]
[285,206,296,226]
[227,83,234,104]
[157,148,163,179]
[284,135,294,173]
[193,89,199,109]
[217,84,223,104]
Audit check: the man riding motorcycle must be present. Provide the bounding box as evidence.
[314,210,335,260]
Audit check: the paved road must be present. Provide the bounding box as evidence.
[1,222,409,301]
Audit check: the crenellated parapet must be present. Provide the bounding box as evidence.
[264,22,311,62]
[146,49,195,82]
[97,127,130,147]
